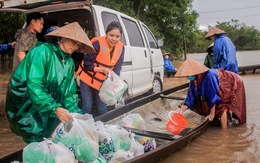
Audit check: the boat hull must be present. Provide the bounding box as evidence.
[0,83,210,162]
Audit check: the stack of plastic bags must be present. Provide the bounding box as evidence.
[120,113,156,153]
[52,113,99,162]
[23,113,156,163]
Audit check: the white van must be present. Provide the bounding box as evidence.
[0,0,164,106]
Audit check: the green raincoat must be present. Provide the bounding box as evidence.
[6,42,81,143]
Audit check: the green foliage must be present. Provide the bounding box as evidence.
[94,0,199,58]
[1,2,260,59]
[216,20,260,51]
[0,12,26,43]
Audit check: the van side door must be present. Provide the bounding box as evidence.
[139,22,164,82]
[120,16,153,96]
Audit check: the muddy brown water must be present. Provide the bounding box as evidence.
[1,51,260,162]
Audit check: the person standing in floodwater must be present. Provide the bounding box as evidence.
[204,27,238,74]
[177,58,246,129]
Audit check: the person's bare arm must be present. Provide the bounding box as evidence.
[55,107,73,123]
[207,105,215,121]
[179,104,188,114]
[11,41,16,48]
[18,51,26,61]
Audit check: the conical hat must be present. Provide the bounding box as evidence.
[174,58,209,77]
[45,22,95,53]
[204,27,225,40]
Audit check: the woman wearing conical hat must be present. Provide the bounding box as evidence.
[176,58,246,129]
[5,22,95,143]
[205,27,238,74]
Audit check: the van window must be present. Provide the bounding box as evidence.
[143,25,159,49]
[101,12,126,45]
[121,18,145,48]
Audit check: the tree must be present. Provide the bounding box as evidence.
[0,12,26,44]
[94,0,199,57]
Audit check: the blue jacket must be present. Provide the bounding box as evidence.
[184,69,221,109]
[213,34,238,74]
[0,43,12,54]
[163,58,176,71]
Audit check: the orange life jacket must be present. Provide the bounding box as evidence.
[77,36,123,90]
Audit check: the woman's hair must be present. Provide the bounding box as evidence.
[106,21,123,34]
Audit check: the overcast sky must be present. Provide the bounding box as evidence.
[192,0,260,30]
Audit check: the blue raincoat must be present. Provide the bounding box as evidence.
[184,69,246,124]
[163,58,176,71]
[0,43,12,54]
[213,34,238,74]
[184,69,221,110]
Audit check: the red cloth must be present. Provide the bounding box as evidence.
[194,69,246,125]
[217,69,247,124]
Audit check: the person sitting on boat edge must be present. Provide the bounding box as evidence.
[205,27,238,74]
[5,22,95,143]
[176,58,246,129]
[204,43,214,68]
[163,53,177,77]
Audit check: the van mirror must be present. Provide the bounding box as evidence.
[157,39,164,47]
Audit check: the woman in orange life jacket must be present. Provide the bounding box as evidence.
[77,21,124,115]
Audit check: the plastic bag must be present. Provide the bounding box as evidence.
[134,135,156,153]
[129,133,145,156]
[52,113,99,162]
[23,138,75,163]
[96,121,121,155]
[102,149,134,163]
[107,124,132,151]
[99,71,127,106]
[121,113,146,129]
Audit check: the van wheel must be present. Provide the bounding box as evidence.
[151,75,163,94]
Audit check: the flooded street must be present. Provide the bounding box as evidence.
[0,51,260,162]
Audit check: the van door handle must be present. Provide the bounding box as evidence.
[144,50,147,57]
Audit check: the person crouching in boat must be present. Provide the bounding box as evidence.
[176,58,246,129]
[5,22,95,143]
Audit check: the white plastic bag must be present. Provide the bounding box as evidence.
[52,113,99,162]
[129,133,145,156]
[23,138,75,163]
[96,121,121,155]
[102,149,134,163]
[99,71,127,106]
[121,113,146,129]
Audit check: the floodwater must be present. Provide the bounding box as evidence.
[160,51,260,163]
[161,74,260,163]
[0,51,260,162]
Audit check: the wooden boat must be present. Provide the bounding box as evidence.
[0,83,209,163]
